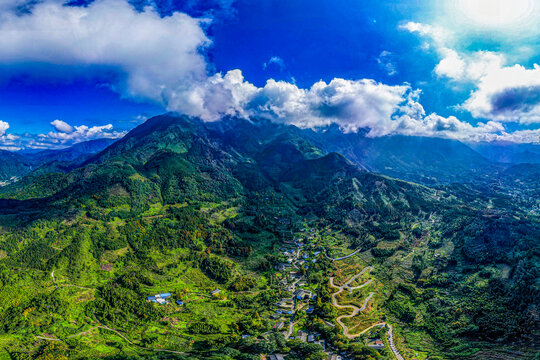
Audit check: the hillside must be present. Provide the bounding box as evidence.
[0,139,117,185]
[0,114,537,360]
[0,150,32,184]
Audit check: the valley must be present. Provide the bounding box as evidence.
[0,115,536,360]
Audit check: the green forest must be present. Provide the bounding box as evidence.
[0,115,537,360]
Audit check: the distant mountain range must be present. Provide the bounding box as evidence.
[468,141,540,164]
[0,115,538,193]
[0,138,116,183]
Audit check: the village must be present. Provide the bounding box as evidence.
[144,225,397,360]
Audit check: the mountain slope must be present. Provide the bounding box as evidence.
[0,150,32,183]
[0,139,118,184]
[30,138,117,165]
[297,126,496,184]
[0,115,441,223]
[469,141,540,164]
[0,114,537,360]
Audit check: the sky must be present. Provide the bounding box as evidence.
[0,0,539,149]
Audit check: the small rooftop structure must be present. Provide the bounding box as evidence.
[297,330,308,342]
[176,300,184,306]
[211,289,221,295]
[146,293,171,304]
[277,263,291,271]
[308,334,315,342]
[306,307,314,314]
[368,339,385,349]
[273,322,285,330]
[269,355,285,360]
[294,289,313,300]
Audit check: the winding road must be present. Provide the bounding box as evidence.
[325,247,363,261]
[387,324,405,360]
[329,267,405,360]
[329,267,374,338]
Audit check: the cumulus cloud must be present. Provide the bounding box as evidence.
[164,69,538,142]
[436,51,540,124]
[168,69,415,136]
[0,121,24,150]
[0,119,125,150]
[51,119,74,133]
[0,121,9,136]
[463,63,540,123]
[36,122,126,148]
[0,2,536,146]
[397,113,504,141]
[399,22,449,49]
[0,0,210,104]
[402,21,540,125]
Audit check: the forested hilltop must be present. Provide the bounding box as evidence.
[0,114,537,360]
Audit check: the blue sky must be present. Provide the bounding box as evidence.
[0,0,539,149]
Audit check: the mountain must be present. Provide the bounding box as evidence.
[0,150,33,183]
[468,141,540,164]
[0,115,440,221]
[320,132,494,185]
[0,138,117,184]
[29,138,117,165]
[0,114,537,360]
[204,120,499,185]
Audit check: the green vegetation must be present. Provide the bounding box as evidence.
[0,115,537,359]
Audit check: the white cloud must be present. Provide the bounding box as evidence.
[377,51,398,76]
[0,120,23,150]
[51,119,74,133]
[38,123,126,146]
[0,3,536,146]
[434,49,466,79]
[0,119,125,150]
[399,22,449,48]
[396,113,506,141]
[0,0,210,104]
[0,121,9,136]
[168,69,415,136]
[263,56,286,71]
[402,21,540,125]
[164,69,539,143]
[463,63,540,123]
